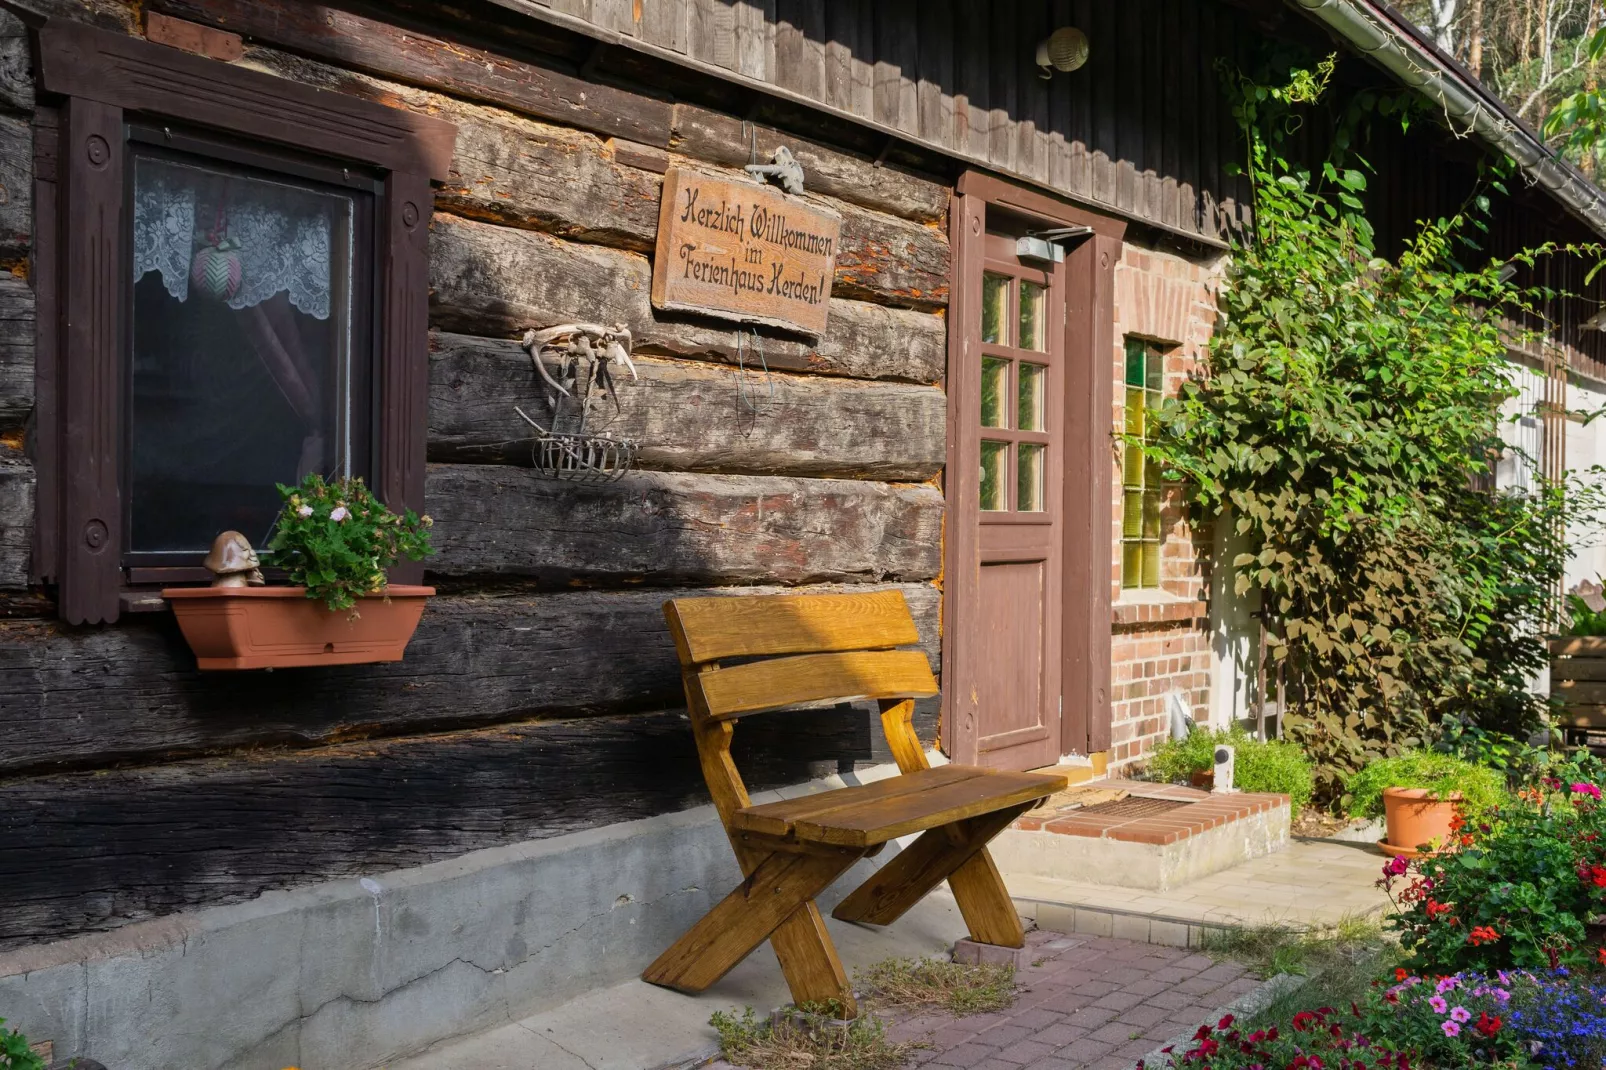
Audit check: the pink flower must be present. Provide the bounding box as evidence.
[1571,782,1602,799]
[1449,1006,1471,1023]
[1383,856,1410,877]
[1440,1019,1460,1038]
[1428,996,1448,1014]
[330,506,350,522]
[297,504,314,518]
[1435,977,1460,995]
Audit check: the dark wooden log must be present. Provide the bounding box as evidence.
[216,48,946,308]
[0,10,31,114]
[429,213,946,383]
[0,276,32,433]
[424,464,944,585]
[0,113,30,260]
[670,103,950,225]
[0,446,29,590]
[0,694,940,950]
[0,581,938,776]
[429,333,945,480]
[148,0,673,147]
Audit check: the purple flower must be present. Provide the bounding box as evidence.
[1436,977,1460,995]
[1384,856,1409,877]
[1449,1006,1471,1023]
[1441,1019,1461,1038]
[1429,996,1448,1014]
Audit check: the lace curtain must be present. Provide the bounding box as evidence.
[132,156,338,320]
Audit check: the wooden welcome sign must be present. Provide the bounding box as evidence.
[651,167,841,336]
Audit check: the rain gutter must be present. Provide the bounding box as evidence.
[1291,0,1606,240]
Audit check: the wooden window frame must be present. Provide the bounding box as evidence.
[30,19,455,624]
[945,172,1124,760]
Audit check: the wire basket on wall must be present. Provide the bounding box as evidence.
[515,323,640,483]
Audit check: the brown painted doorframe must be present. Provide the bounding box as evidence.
[942,172,1124,767]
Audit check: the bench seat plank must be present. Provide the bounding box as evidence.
[734,766,1064,847]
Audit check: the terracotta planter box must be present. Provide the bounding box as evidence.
[163,586,434,670]
[1379,786,1461,859]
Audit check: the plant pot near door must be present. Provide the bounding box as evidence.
[164,473,435,670]
[1378,787,1461,859]
[164,585,434,668]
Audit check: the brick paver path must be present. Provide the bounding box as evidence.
[710,929,1260,1070]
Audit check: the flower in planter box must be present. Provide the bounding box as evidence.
[266,473,433,612]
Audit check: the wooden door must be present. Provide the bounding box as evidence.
[961,230,1066,771]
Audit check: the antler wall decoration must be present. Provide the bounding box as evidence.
[514,323,641,484]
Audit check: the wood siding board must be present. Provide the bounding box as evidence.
[915,0,953,150]
[871,0,917,136]
[955,1,989,162]
[773,0,825,103]
[58,96,122,626]
[0,582,940,777]
[642,0,688,53]
[148,0,667,149]
[1199,0,1221,236]
[427,213,947,383]
[1015,0,1050,185]
[820,1,855,115]
[428,335,946,481]
[0,699,942,950]
[987,0,1016,174]
[734,0,775,80]
[424,464,945,585]
[28,109,57,586]
[687,0,735,70]
[1089,0,1117,207]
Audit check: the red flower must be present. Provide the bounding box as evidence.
[1394,967,1410,981]
[1424,899,1453,919]
[1474,1011,1502,1037]
[1467,925,1501,946]
[1588,865,1606,888]
[1598,947,1606,967]
[1293,1011,1318,1032]
[1193,1024,1212,1041]
[1217,1013,1235,1030]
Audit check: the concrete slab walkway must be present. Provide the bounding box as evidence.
[1009,836,1392,948]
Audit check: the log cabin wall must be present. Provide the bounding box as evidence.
[0,0,961,950]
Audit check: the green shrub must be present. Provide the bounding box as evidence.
[1343,751,1507,819]
[0,1019,46,1070]
[1146,725,1315,818]
[266,473,434,612]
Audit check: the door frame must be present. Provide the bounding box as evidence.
[942,171,1125,766]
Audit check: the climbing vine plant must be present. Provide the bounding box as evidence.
[1146,57,1600,800]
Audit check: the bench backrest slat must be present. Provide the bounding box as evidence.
[692,650,938,721]
[665,589,920,666]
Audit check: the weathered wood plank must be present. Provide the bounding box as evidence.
[232,48,948,305]
[0,10,31,114]
[0,276,32,434]
[428,333,946,480]
[671,103,948,225]
[429,213,946,383]
[0,579,937,770]
[773,0,825,103]
[150,0,673,146]
[0,446,29,589]
[0,696,940,950]
[0,113,30,260]
[425,464,944,585]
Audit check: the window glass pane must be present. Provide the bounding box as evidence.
[981,357,1009,428]
[1018,362,1046,431]
[1145,345,1164,390]
[1019,281,1046,352]
[982,273,1009,345]
[980,440,1007,511]
[1017,443,1044,512]
[1123,443,1145,488]
[129,152,362,556]
[1122,489,1143,538]
[1122,542,1144,589]
[1142,541,1161,588]
[1146,388,1162,435]
[1125,338,1146,386]
[1142,491,1162,539]
[1124,386,1145,436]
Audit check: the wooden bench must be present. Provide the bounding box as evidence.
[641,589,1067,1017]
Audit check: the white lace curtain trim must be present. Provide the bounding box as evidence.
[132,158,336,320]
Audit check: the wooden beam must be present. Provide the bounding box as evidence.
[423,464,944,585]
[148,0,673,147]
[0,583,940,776]
[0,276,32,434]
[0,447,29,589]
[428,333,946,480]
[0,705,919,950]
[429,213,947,383]
[0,114,28,261]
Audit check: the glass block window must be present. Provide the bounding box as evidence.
[1122,338,1165,589]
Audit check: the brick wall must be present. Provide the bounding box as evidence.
[1106,242,1226,769]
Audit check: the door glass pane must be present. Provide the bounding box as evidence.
[981,357,1009,428]
[1019,281,1046,351]
[1017,443,1044,512]
[1018,362,1046,431]
[980,440,1007,511]
[129,151,364,557]
[981,273,1009,344]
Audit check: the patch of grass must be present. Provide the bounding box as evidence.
[1200,914,1398,1028]
[709,1005,920,1070]
[855,956,1018,1016]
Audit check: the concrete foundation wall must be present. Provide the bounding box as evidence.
[0,763,910,1070]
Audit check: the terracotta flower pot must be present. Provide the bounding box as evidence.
[1190,770,1215,790]
[1379,786,1462,858]
[163,586,434,670]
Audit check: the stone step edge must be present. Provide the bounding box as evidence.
[1013,894,1388,949]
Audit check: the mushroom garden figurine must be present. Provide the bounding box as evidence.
[203,531,265,588]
